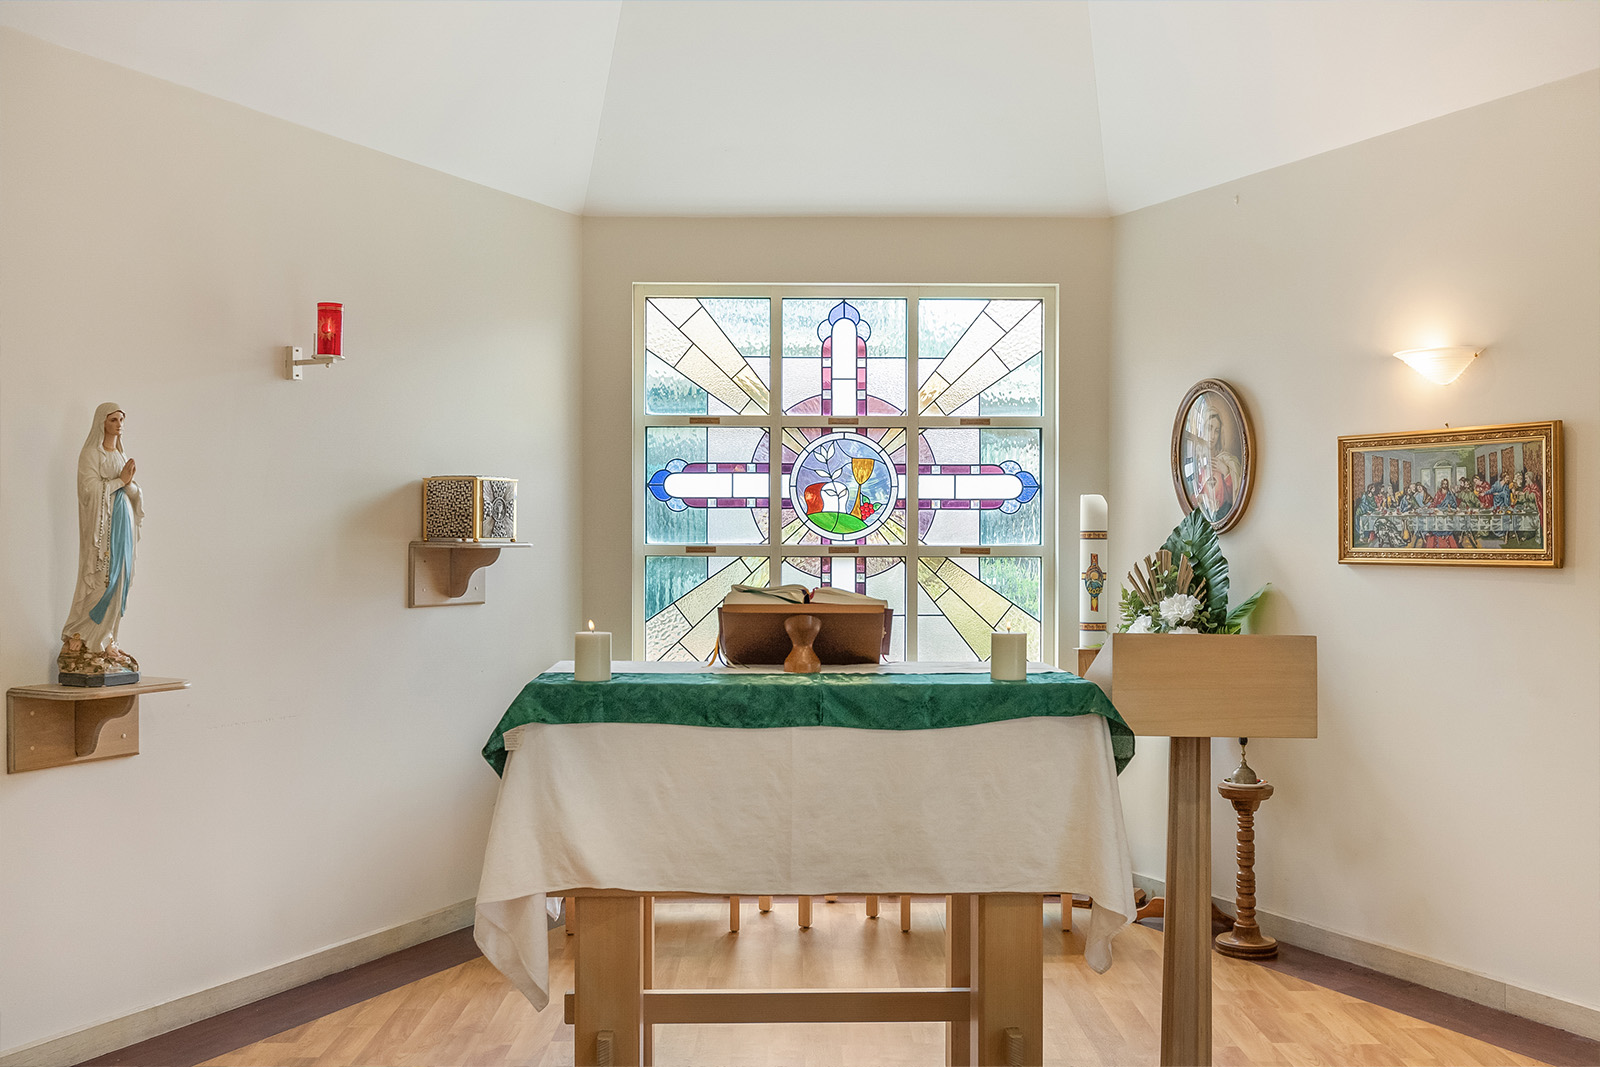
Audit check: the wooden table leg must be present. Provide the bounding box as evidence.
[945,894,972,1067]
[641,897,654,1067]
[1162,737,1212,1067]
[971,893,1043,1066]
[575,894,643,1066]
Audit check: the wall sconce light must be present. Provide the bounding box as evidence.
[286,302,345,380]
[1393,346,1480,385]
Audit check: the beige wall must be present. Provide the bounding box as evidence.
[1109,72,1599,1015]
[580,217,1112,657]
[0,30,581,1054]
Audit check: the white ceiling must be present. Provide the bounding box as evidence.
[1,0,1596,217]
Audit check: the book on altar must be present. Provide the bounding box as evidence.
[724,584,887,608]
[718,586,891,663]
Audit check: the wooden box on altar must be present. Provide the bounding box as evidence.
[717,603,891,665]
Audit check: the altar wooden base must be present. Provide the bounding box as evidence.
[564,891,1042,1067]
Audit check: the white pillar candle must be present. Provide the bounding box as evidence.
[574,621,612,682]
[1078,494,1109,649]
[990,630,1027,681]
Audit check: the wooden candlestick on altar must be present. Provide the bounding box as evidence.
[1214,774,1277,959]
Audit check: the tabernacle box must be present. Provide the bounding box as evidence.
[422,476,517,542]
[718,602,891,665]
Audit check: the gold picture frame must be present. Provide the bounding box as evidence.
[1170,379,1254,533]
[1337,421,1562,567]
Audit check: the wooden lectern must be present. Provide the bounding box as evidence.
[1085,633,1316,1067]
[717,602,891,665]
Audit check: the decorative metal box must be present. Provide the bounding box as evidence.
[422,476,517,542]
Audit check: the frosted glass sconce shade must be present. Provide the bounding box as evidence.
[1393,346,1479,385]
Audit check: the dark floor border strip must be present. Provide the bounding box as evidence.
[1142,916,1600,1067]
[1258,939,1600,1067]
[77,927,483,1067]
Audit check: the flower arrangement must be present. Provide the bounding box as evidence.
[1119,509,1268,635]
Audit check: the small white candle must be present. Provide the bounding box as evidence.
[990,628,1027,682]
[1079,494,1109,650]
[574,620,612,682]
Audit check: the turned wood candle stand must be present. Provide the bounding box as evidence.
[1214,776,1278,959]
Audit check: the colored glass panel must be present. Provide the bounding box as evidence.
[779,427,908,546]
[644,555,769,661]
[917,428,1042,545]
[916,556,1041,662]
[645,297,771,415]
[645,426,769,544]
[780,556,906,661]
[917,299,1043,416]
[780,298,907,415]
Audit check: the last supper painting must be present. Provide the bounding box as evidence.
[1338,421,1562,567]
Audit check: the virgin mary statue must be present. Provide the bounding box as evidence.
[59,402,144,682]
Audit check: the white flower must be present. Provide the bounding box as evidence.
[1172,625,1199,634]
[1125,614,1154,634]
[1159,594,1201,625]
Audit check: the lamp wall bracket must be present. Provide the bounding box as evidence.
[286,345,339,381]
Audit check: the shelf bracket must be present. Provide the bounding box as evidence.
[409,541,528,607]
[75,694,136,757]
[7,677,189,773]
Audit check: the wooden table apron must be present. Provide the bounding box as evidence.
[476,665,1137,1067]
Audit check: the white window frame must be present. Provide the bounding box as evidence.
[632,283,1057,664]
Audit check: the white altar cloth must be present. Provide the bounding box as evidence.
[474,672,1136,1011]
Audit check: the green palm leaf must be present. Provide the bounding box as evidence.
[1224,583,1269,634]
[1162,509,1229,621]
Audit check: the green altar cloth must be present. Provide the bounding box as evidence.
[483,670,1133,777]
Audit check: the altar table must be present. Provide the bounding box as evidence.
[475,662,1137,1066]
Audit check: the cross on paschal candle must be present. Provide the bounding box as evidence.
[1079,496,1109,646]
[1081,552,1106,611]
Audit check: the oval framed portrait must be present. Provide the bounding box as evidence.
[1170,379,1254,533]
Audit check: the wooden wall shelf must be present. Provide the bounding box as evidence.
[409,540,530,607]
[7,676,190,773]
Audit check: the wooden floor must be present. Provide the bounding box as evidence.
[188,897,1564,1067]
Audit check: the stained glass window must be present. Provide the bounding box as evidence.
[917,556,1042,661]
[918,299,1043,416]
[645,556,769,661]
[781,299,907,415]
[645,426,769,544]
[780,428,907,546]
[917,429,1042,545]
[636,286,1054,664]
[646,297,770,415]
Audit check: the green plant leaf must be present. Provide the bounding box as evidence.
[1224,583,1269,634]
[1162,508,1229,621]
[1118,586,1145,630]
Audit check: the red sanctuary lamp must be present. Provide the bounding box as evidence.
[316,302,343,359]
[286,301,346,379]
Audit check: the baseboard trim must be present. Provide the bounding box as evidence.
[0,899,476,1067]
[1132,873,1600,1043]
